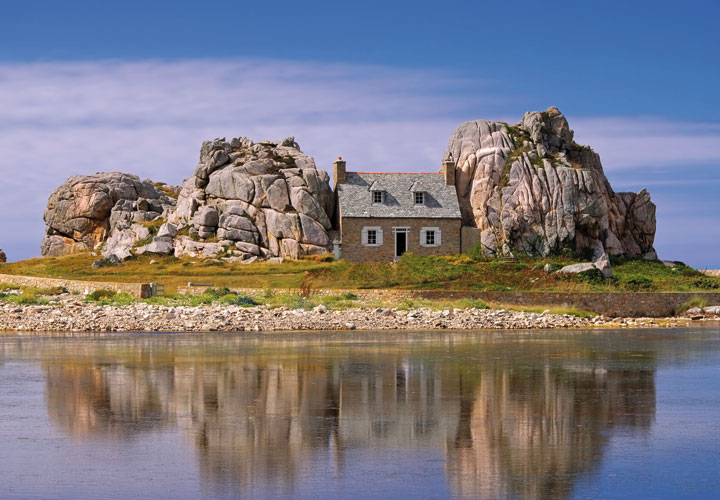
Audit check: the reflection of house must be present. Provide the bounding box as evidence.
[333,156,462,262]
[40,340,656,500]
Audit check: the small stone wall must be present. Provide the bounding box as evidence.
[0,273,152,298]
[702,270,720,278]
[203,287,720,318]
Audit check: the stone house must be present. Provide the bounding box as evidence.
[333,156,462,262]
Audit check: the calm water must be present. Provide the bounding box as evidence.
[1,328,720,500]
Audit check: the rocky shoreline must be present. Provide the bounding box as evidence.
[0,297,693,333]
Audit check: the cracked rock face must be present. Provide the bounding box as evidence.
[444,107,656,258]
[41,172,177,257]
[170,136,334,259]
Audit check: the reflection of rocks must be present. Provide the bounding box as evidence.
[45,364,174,438]
[41,339,656,499]
[447,365,655,500]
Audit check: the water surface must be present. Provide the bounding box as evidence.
[1,328,719,500]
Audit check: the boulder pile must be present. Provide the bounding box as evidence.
[169,136,334,260]
[41,173,177,257]
[40,138,335,262]
[39,109,657,267]
[445,107,656,261]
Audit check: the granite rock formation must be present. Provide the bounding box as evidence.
[445,107,656,259]
[41,138,335,262]
[169,136,334,259]
[41,173,177,257]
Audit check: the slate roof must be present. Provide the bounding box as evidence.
[337,172,462,219]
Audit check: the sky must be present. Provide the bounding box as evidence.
[0,0,719,267]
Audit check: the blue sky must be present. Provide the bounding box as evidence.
[1,0,719,266]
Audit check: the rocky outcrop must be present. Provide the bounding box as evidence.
[0,249,6,263]
[40,138,334,262]
[41,173,177,257]
[445,107,656,259]
[170,136,334,259]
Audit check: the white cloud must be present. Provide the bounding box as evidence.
[572,116,720,170]
[0,59,718,264]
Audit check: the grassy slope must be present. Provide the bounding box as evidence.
[1,252,719,294]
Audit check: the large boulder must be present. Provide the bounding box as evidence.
[41,172,177,257]
[444,107,656,258]
[0,249,6,263]
[170,136,334,258]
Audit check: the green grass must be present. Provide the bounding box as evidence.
[1,251,719,295]
[0,287,49,305]
[678,296,710,313]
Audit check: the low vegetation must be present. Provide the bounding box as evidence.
[1,251,719,297]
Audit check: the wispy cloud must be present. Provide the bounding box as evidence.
[572,116,720,170]
[0,59,718,265]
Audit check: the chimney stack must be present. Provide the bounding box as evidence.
[333,156,347,188]
[442,153,455,186]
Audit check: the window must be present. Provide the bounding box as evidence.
[372,190,383,204]
[420,227,441,247]
[414,191,425,205]
[362,226,383,247]
[425,230,435,246]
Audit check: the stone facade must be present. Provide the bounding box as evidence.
[340,217,462,262]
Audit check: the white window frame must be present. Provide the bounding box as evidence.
[372,190,384,204]
[420,227,442,247]
[414,191,425,205]
[361,226,383,247]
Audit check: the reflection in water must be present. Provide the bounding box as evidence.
[30,334,659,499]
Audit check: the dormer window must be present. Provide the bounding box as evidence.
[372,190,383,204]
[414,191,425,205]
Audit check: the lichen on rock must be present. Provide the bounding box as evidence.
[170,136,334,259]
[444,106,656,260]
[41,172,177,258]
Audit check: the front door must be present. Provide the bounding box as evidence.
[395,230,407,258]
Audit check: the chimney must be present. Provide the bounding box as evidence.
[333,156,347,188]
[442,153,455,186]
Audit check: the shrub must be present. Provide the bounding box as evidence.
[3,288,49,305]
[300,254,334,262]
[693,277,720,290]
[576,268,607,284]
[85,289,117,301]
[219,294,258,306]
[0,282,20,291]
[679,296,709,312]
[621,275,653,291]
[466,242,488,261]
[84,289,136,306]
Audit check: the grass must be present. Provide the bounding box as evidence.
[0,287,49,305]
[678,296,710,313]
[1,251,719,296]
